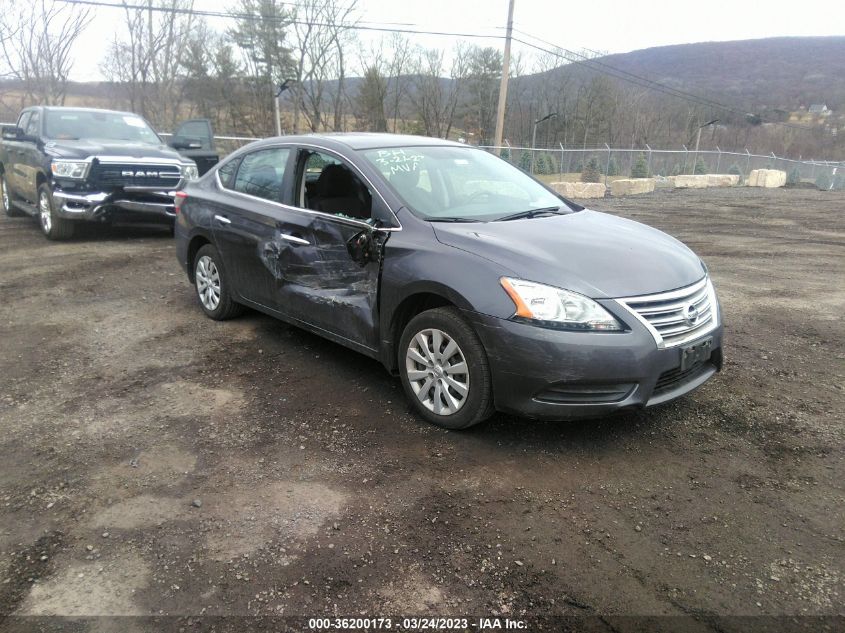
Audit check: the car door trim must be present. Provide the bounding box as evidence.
[213,141,402,233]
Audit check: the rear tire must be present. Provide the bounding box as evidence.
[1,174,23,217]
[38,184,74,240]
[399,307,494,429]
[193,244,244,320]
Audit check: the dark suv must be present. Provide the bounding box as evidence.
[174,134,723,428]
[0,106,218,239]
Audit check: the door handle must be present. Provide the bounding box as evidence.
[213,214,231,225]
[280,233,309,245]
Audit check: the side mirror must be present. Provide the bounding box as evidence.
[2,126,22,141]
[169,135,203,150]
[346,228,380,267]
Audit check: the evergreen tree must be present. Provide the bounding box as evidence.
[582,158,601,183]
[693,158,707,175]
[631,154,649,178]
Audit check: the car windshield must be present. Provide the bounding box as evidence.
[44,110,161,144]
[362,145,573,222]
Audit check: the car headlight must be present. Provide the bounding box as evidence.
[50,160,89,179]
[181,163,199,180]
[500,277,623,331]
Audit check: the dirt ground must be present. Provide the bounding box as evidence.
[0,188,842,632]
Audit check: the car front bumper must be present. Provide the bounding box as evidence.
[51,187,179,221]
[464,304,723,421]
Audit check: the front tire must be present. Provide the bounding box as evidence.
[38,184,74,240]
[399,307,494,429]
[1,174,23,217]
[193,244,244,320]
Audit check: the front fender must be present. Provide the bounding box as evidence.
[378,223,519,368]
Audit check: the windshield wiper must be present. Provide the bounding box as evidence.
[428,217,482,223]
[495,207,564,222]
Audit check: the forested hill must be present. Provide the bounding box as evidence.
[551,36,845,113]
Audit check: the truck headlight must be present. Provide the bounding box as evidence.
[500,277,623,331]
[181,163,199,180]
[51,160,89,179]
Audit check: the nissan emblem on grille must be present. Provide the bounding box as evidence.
[685,303,699,325]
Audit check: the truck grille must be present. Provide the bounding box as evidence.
[617,277,718,348]
[90,162,182,189]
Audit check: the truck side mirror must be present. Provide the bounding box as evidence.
[169,135,202,150]
[1,126,22,141]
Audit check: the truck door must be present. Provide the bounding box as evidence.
[18,110,43,203]
[169,119,218,176]
[5,111,31,200]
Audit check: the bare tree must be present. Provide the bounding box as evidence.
[289,0,358,133]
[411,43,468,139]
[0,0,92,106]
[384,33,413,133]
[102,0,196,128]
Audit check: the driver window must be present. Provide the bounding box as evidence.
[24,111,40,137]
[16,112,31,132]
[299,151,372,220]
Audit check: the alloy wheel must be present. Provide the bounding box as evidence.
[195,255,221,311]
[405,328,470,415]
[1,176,9,212]
[39,191,52,233]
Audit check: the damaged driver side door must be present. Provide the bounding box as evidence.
[270,148,390,354]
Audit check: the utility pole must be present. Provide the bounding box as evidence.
[531,112,557,173]
[693,118,719,173]
[274,80,292,137]
[493,0,515,154]
[273,84,282,137]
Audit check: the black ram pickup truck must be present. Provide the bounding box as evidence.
[0,106,218,239]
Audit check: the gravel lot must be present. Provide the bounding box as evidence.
[0,188,842,631]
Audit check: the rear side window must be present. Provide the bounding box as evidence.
[216,158,241,189]
[233,148,290,203]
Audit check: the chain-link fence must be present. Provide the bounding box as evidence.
[482,143,845,190]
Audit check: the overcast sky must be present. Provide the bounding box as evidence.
[71,0,845,81]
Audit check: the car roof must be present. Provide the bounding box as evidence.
[249,133,470,152]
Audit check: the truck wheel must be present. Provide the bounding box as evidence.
[193,244,244,320]
[38,184,74,240]
[1,174,23,217]
[399,307,495,429]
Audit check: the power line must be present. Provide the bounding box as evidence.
[57,0,507,40]
[58,0,813,131]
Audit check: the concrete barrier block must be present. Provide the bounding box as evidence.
[747,169,787,187]
[670,175,710,188]
[549,181,607,198]
[609,178,655,196]
[706,174,740,187]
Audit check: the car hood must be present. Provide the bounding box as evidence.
[44,139,189,162]
[431,210,705,298]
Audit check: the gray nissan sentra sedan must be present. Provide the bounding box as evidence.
[174,133,723,429]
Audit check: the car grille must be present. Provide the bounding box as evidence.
[90,162,182,189]
[617,277,718,348]
[653,360,712,395]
